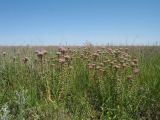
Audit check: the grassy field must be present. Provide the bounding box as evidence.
[0,45,160,120]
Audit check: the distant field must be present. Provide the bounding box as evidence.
[0,45,160,120]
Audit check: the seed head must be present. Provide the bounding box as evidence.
[58,57,65,64]
[93,53,99,57]
[114,65,120,71]
[23,57,29,64]
[110,61,114,66]
[2,52,6,56]
[80,54,84,58]
[84,56,88,60]
[43,50,48,55]
[96,66,102,70]
[107,59,111,63]
[92,64,96,68]
[120,60,125,64]
[122,63,126,68]
[56,52,61,58]
[97,49,101,53]
[127,75,133,81]
[50,57,55,60]
[64,55,71,61]
[106,48,113,53]
[99,63,104,67]
[133,68,140,75]
[13,56,16,62]
[88,63,96,69]
[35,49,47,61]
[37,52,44,60]
[69,66,73,70]
[103,60,108,64]
[58,47,66,55]
[133,59,138,64]
[131,62,136,68]
[125,48,128,53]
[87,64,94,69]
[92,53,99,60]
[98,68,105,75]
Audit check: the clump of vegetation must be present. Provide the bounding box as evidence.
[0,46,160,119]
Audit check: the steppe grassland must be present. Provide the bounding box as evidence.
[0,46,160,119]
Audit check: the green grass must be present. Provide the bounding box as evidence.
[0,46,160,120]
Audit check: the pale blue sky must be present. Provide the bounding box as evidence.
[0,0,160,45]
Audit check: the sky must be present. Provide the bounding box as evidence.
[0,0,160,45]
